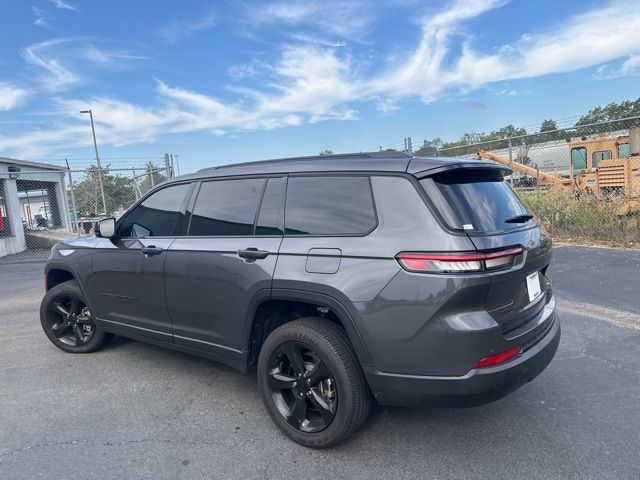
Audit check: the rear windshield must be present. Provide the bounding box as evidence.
[420,169,533,233]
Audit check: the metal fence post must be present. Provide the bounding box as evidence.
[132,168,139,200]
[65,159,80,237]
[507,137,513,186]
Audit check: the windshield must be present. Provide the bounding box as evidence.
[420,169,533,233]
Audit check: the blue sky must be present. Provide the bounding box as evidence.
[1,0,639,172]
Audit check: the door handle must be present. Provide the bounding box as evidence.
[141,246,163,257]
[237,248,269,260]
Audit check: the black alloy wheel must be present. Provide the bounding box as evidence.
[45,294,95,347]
[267,341,338,433]
[257,318,371,448]
[40,280,110,353]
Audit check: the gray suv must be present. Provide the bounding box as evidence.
[40,152,560,448]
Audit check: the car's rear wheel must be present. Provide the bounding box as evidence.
[257,317,371,448]
[40,280,110,353]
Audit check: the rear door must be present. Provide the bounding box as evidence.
[164,176,285,360]
[420,168,552,334]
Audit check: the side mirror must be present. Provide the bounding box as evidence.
[96,217,116,238]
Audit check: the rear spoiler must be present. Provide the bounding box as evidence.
[408,159,512,178]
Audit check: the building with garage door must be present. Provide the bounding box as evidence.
[0,157,72,258]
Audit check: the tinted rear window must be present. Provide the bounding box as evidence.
[420,169,532,233]
[188,178,264,236]
[285,176,376,235]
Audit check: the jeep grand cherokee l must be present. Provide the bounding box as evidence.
[40,152,560,448]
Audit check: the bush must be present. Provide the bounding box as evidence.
[518,189,640,247]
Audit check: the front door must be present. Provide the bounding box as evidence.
[165,176,285,359]
[85,182,193,341]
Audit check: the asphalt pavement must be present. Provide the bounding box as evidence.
[0,246,639,479]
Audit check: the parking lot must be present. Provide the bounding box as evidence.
[1,246,639,479]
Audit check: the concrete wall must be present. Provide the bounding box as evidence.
[0,162,69,258]
[0,176,26,257]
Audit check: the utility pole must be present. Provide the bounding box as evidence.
[404,137,413,154]
[80,109,107,215]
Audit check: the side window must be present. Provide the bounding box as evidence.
[188,178,264,236]
[284,176,376,235]
[617,143,630,159]
[571,147,587,172]
[592,150,612,167]
[256,177,285,235]
[119,183,190,238]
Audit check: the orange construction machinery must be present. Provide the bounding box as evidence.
[476,124,640,198]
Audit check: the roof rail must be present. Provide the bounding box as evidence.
[196,151,411,173]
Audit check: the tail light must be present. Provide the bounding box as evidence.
[475,346,522,369]
[396,247,523,273]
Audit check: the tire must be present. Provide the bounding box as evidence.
[257,317,371,448]
[40,280,111,354]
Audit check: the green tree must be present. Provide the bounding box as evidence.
[73,165,136,216]
[319,149,333,156]
[421,138,445,150]
[575,98,640,135]
[540,119,557,132]
[137,162,167,194]
[423,96,640,157]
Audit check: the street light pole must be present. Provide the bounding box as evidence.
[80,109,107,215]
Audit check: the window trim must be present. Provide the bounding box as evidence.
[116,181,196,240]
[251,179,269,235]
[592,150,612,167]
[282,173,379,238]
[617,143,630,159]
[571,146,587,171]
[254,176,286,236]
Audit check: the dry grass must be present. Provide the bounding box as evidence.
[518,189,640,248]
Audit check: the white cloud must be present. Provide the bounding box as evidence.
[375,97,400,115]
[4,0,640,157]
[49,0,79,12]
[159,12,217,44]
[290,33,346,48]
[0,83,30,111]
[22,38,147,90]
[32,7,50,28]
[251,0,376,41]
[23,39,80,90]
[593,54,640,80]
[227,62,259,80]
[0,46,357,155]
[361,0,640,102]
[76,44,149,67]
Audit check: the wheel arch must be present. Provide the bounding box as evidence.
[45,266,77,291]
[244,288,373,372]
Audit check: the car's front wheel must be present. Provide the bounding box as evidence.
[257,317,371,448]
[40,280,110,353]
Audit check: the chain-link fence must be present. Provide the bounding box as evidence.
[0,155,176,263]
[439,116,640,247]
[2,116,640,265]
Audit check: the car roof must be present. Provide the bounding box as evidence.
[168,152,509,183]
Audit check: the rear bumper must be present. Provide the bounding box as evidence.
[364,314,560,407]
